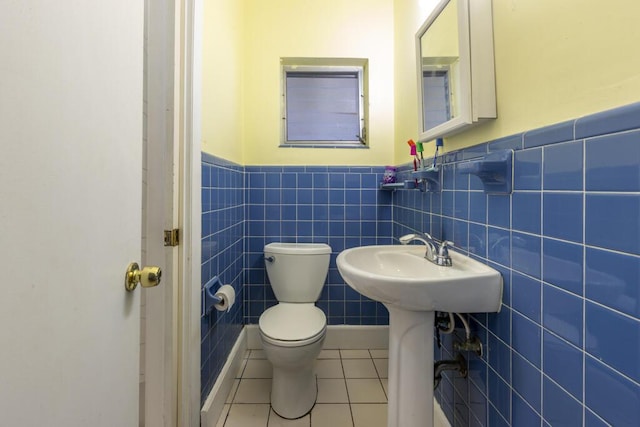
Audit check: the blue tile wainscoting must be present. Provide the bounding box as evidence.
[201,153,245,403]
[393,102,640,427]
[243,165,393,325]
[200,159,394,402]
[200,102,639,426]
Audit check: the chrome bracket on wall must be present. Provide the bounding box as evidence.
[379,169,440,192]
[412,168,441,192]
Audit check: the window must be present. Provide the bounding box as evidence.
[281,59,367,147]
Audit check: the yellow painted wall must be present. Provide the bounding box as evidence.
[394,0,640,162]
[201,0,244,162]
[203,0,640,165]
[242,0,395,165]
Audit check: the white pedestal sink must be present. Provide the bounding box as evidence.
[336,245,503,427]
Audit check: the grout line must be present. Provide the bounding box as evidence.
[542,371,583,407]
[338,353,357,427]
[585,406,613,427]
[581,135,588,426]
[370,355,388,402]
[540,148,544,425]
[511,387,543,419]
[585,298,640,323]
[265,404,272,426]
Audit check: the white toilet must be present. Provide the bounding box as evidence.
[259,242,331,419]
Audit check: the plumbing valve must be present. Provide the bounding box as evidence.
[453,336,483,357]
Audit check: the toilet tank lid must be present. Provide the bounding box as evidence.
[259,303,326,341]
[264,242,331,255]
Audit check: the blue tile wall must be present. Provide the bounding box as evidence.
[199,102,640,420]
[392,102,640,426]
[244,165,393,325]
[200,153,244,404]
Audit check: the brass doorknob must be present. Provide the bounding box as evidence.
[125,262,162,291]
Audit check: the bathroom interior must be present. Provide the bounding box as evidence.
[199,0,640,426]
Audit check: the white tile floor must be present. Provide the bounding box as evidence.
[216,349,389,427]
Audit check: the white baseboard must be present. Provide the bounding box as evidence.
[434,399,451,427]
[200,328,247,427]
[245,324,389,350]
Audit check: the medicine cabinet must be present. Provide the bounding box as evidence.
[416,0,496,142]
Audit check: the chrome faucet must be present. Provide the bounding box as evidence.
[399,233,454,267]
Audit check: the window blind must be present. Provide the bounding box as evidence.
[285,71,360,142]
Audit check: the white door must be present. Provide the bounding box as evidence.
[0,2,146,426]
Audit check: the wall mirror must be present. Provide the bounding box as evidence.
[416,0,496,143]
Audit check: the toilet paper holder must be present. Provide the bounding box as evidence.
[203,276,224,313]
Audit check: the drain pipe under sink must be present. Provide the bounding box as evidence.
[434,353,467,390]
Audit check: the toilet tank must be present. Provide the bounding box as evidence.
[264,243,332,303]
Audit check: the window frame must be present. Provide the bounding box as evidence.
[280,60,367,148]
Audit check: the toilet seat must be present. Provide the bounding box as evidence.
[259,303,326,348]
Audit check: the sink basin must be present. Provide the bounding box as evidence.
[336,245,503,313]
[336,245,503,427]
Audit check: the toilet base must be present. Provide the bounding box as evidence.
[261,333,325,419]
[271,364,317,419]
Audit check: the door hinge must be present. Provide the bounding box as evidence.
[164,229,180,247]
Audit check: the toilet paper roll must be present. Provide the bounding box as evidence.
[214,285,236,312]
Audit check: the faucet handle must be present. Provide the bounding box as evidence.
[435,240,454,266]
[438,240,454,255]
[399,234,418,245]
[423,232,437,242]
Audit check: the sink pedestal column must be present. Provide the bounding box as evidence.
[385,306,435,427]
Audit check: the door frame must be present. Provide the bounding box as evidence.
[177,0,202,425]
[142,0,180,425]
[143,0,202,425]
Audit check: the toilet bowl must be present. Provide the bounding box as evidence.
[258,243,331,419]
[260,303,326,418]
